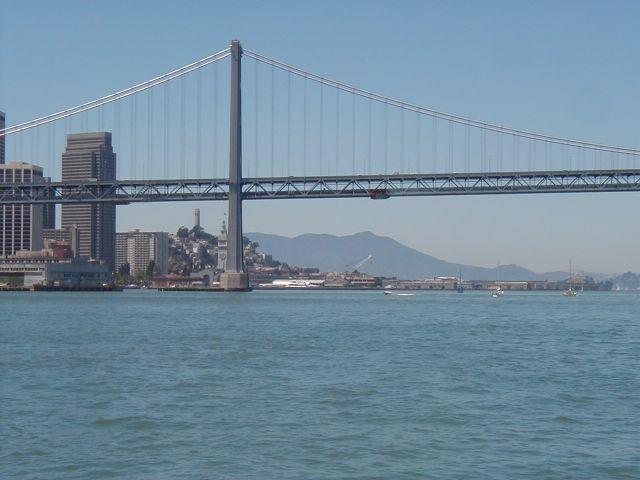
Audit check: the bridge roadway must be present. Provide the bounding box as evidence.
[0,169,639,204]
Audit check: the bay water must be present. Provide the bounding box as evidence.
[1,290,638,479]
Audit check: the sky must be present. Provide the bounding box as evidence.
[1,0,639,274]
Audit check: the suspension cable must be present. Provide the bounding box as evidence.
[1,47,231,136]
[244,49,640,155]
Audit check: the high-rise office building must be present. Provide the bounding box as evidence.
[0,161,44,256]
[0,111,6,165]
[42,179,56,229]
[61,132,116,270]
[115,230,169,276]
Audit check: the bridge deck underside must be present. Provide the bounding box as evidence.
[0,170,639,204]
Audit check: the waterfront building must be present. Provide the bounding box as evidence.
[0,257,111,287]
[217,219,227,270]
[115,230,169,276]
[0,111,5,164]
[61,133,116,270]
[42,225,80,258]
[388,277,458,290]
[151,273,206,289]
[0,161,44,257]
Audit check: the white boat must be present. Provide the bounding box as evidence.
[383,290,415,296]
[490,286,504,298]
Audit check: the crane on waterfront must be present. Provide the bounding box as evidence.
[344,254,374,274]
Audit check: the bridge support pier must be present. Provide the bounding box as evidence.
[221,39,250,292]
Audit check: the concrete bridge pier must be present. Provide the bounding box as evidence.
[220,39,250,291]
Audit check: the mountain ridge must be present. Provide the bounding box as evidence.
[247,231,578,281]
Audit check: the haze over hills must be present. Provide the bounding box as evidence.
[248,231,577,281]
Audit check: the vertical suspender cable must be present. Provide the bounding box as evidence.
[131,95,137,178]
[498,133,503,172]
[416,113,421,173]
[253,60,258,178]
[432,117,438,174]
[383,102,388,174]
[481,128,486,172]
[163,84,169,178]
[303,77,307,176]
[448,121,453,172]
[351,93,356,174]
[47,123,53,179]
[147,89,153,179]
[367,100,372,174]
[400,109,405,173]
[271,65,275,178]
[532,140,536,171]
[319,83,323,175]
[287,71,291,176]
[115,101,121,176]
[35,128,40,174]
[214,61,219,177]
[196,69,202,178]
[180,76,186,178]
[336,89,340,175]
[464,124,470,172]
[30,129,35,169]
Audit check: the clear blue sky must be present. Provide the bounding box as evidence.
[1,0,639,274]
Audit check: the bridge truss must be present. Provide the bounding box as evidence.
[1,169,638,204]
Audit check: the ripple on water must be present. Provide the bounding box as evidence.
[92,415,156,430]
[554,415,581,425]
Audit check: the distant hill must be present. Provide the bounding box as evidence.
[247,231,572,281]
[610,272,640,291]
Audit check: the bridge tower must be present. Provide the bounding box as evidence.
[220,39,250,291]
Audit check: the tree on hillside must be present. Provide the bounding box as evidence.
[190,224,204,239]
[177,226,189,239]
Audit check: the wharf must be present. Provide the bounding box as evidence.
[157,286,252,292]
[33,285,122,292]
[0,286,122,292]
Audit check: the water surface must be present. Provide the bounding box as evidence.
[1,290,639,479]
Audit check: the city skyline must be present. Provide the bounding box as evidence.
[1,1,639,274]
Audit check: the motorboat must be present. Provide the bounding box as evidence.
[490,286,504,298]
[384,290,415,296]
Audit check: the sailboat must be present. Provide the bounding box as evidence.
[563,260,578,297]
[490,260,505,298]
[457,267,464,293]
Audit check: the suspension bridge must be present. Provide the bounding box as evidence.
[1,39,639,289]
